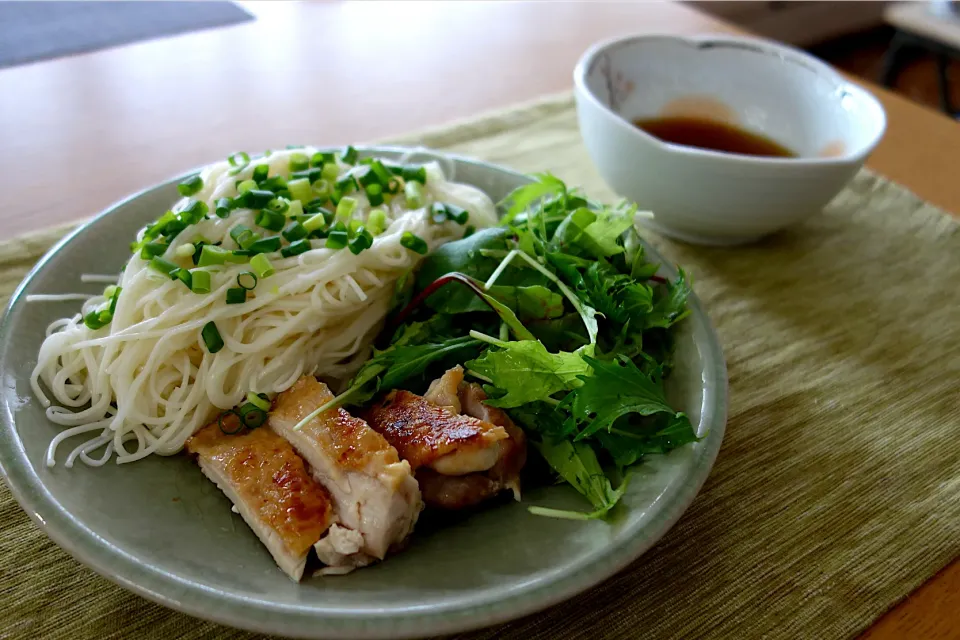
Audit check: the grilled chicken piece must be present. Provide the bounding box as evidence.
[364,369,527,510]
[363,388,509,475]
[185,423,334,581]
[269,376,422,568]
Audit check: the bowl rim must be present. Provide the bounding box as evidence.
[0,147,728,639]
[572,32,887,166]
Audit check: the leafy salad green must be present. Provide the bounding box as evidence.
[324,174,698,519]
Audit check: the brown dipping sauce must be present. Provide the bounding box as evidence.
[633,116,795,158]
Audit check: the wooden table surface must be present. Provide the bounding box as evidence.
[1,1,958,638]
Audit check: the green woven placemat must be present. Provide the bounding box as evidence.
[3,94,959,640]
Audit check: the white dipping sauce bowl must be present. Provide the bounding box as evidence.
[573,34,887,245]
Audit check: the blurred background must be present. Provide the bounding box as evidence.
[695,0,960,117]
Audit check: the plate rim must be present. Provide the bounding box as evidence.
[0,147,727,639]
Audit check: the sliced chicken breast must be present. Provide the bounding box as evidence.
[269,376,422,564]
[185,422,334,581]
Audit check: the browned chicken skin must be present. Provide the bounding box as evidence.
[365,366,528,510]
[362,387,509,474]
[185,423,334,580]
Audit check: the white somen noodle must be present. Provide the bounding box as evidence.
[31,148,497,468]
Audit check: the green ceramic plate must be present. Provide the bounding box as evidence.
[0,148,727,639]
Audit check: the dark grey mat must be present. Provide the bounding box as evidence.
[0,1,253,69]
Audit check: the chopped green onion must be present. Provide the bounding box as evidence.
[84,310,110,330]
[255,209,286,232]
[225,287,247,304]
[237,271,258,291]
[321,163,339,182]
[250,254,275,278]
[144,210,177,239]
[311,179,332,202]
[325,222,349,250]
[103,284,118,299]
[404,181,424,209]
[368,159,393,185]
[247,236,282,254]
[163,219,187,240]
[365,183,384,206]
[463,225,476,238]
[230,225,259,249]
[355,166,377,188]
[280,238,311,258]
[198,244,229,266]
[340,145,358,165]
[175,243,196,259]
[289,152,309,172]
[311,151,334,167]
[266,197,290,215]
[348,226,373,255]
[252,164,269,183]
[180,200,208,225]
[218,409,243,434]
[201,321,224,353]
[326,233,348,250]
[366,208,387,235]
[173,267,192,289]
[381,160,403,174]
[246,392,271,412]
[283,221,308,242]
[237,179,257,194]
[260,175,288,192]
[238,402,267,428]
[336,196,358,221]
[241,189,275,210]
[139,242,167,260]
[303,212,328,233]
[108,286,122,314]
[178,174,203,197]
[149,257,180,278]
[287,178,312,203]
[400,231,428,254]
[335,174,358,194]
[291,167,322,182]
[190,269,211,293]
[228,152,250,168]
[348,218,363,235]
[401,165,427,184]
[286,199,303,218]
[385,177,402,194]
[305,198,332,213]
[430,202,468,225]
[447,204,469,224]
[191,241,207,265]
[224,250,250,264]
[215,197,233,218]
